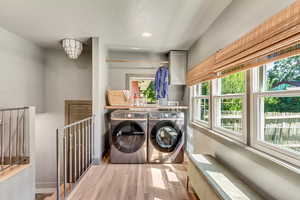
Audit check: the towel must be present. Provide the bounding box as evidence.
[155,66,169,99]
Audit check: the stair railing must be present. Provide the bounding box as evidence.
[0,107,30,172]
[56,115,95,200]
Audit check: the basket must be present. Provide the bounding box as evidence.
[107,90,131,106]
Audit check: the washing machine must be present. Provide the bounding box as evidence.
[110,110,148,164]
[148,111,184,163]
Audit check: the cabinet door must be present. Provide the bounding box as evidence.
[169,51,187,85]
[65,100,92,125]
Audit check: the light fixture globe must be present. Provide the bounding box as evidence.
[62,38,83,59]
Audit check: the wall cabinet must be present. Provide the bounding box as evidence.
[169,50,187,85]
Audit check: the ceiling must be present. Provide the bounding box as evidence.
[0,0,232,52]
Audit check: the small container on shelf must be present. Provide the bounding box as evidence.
[157,98,168,106]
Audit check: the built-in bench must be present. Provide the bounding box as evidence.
[187,154,265,200]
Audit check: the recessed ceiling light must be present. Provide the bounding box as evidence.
[131,47,140,50]
[142,32,152,37]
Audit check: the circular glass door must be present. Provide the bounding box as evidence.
[151,121,182,152]
[112,121,146,153]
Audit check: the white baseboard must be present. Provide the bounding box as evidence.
[36,187,56,194]
[36,182,56,194]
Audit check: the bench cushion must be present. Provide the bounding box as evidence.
[188,154,264,200]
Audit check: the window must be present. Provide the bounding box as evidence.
[190,56,300,166]
[252,55,300,165]
[212,71,246,141]
[192,82,210,126]
[127,75,156,104]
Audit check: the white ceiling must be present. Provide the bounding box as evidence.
[0,0,231,52]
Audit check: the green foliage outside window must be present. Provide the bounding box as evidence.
[221,71,245,111]
[265,96,300,113]
[265,55,300,112]
[220,55,300,112]
[221,98,242,111]
[201,82,209,95]
[142,81,156,103]
[267,55,300,90]
[221,71,245,94]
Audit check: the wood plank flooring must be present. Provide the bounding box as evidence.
[68,163,198,200]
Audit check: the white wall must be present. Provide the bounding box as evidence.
[92,38,108,163]
[0,26,44,112]
[35,49,92,189]
[0,107,36,200]
[189,0,296,69]
[108,50,185,103]
[0,165,35,200]
[0,26,42,200]
[187,0,300,199]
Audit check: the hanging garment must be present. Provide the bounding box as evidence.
[155,66,169,99]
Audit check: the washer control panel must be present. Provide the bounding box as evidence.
[111,110,148,120]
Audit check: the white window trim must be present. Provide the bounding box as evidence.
[189,86,194,122]
[192,97,210,127]
[251,68,300,167]
[191,82,210,127]
[211,78,247,143]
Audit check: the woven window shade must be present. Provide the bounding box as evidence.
[187,0,300,86]
[186,54,216,86]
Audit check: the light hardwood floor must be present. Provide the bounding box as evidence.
[68,163,198,200]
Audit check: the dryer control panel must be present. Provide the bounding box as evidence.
[149,112,184,120]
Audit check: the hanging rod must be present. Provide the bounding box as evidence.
[106,59,169,64]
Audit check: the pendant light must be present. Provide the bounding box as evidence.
[61,38,83,59]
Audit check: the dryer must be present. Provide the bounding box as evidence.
[148,111,184,163]
[110,110,148,164]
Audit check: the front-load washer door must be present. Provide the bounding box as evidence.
[112,121,146,153]
[150,121,182,152]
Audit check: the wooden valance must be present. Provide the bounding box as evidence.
[187,0,300,86]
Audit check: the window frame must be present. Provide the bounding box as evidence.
[128,76,155,93]
[125,73,155,104]
[190,58,300,167]
[251,66,300,167]
[211,74,248,143]
[192,82,210,128]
